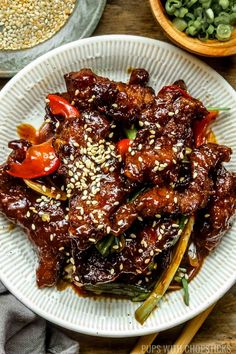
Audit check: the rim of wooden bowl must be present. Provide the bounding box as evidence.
[150,0,236,57]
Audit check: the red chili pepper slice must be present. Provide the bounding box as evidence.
[116,139,131,157]
[193,110,218,147]
[7,139,60,179]
[47,94,80,119]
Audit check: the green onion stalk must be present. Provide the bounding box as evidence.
[135,216,195,325]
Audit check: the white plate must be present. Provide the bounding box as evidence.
[0,35,235,337]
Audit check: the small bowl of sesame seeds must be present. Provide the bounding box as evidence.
[0,0,106,77]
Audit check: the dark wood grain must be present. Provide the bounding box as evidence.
[0,1,235,353]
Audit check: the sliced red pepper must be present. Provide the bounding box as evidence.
[116,139,131,157]
[47,94,80,119]
[193,110,218,147]
[7,139,60,179]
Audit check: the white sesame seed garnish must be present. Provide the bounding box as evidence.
[110,268,115,275]
[204,214,210,218]
[31,224,36,230]
[89,238,96,243]
[145,258,150,264]
[59,247,64,251]
[139,121,144,127]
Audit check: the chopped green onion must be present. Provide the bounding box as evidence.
[179,7,189,18]
[216,24,232,41]
[182,277,190,306]
[124,125,137,140]
[205,8,214,22]
[207,106,230,111]
[165,0,183,15]
[96,235,126,256]
[84,283,151,300]
[206,24,215,34]
[164,0,235,41]
[135,216,194,324]
[173,18,188,31]
[219,0,229,10]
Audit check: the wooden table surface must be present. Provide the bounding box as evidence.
[1,1,236,353]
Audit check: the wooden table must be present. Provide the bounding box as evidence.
[1,1,236,353]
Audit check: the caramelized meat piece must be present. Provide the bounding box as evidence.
[140,84,207,128]
[194,166,236,252]
[129,68,150,86]
[64,68,155,123]
[71,218,184,285]
[0,167,69,287]
[53,110,131,249]
[112,144,231,235]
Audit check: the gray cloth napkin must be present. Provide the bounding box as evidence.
[0,282,79,354]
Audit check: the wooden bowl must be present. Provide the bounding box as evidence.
[150,0,236,57]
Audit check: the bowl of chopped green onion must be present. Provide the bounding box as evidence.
[150,0,236,56]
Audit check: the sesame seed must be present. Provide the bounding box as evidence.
[138,248,143,253]
[118,220,123,226]
[204,214,210,218]
[31,224,36,230]
[168,112,175,116]
[89,238,96,243]
[136,269,142,274]
[119,263,124,271]
[26,211,31,217]
[174,197,178,203]
[59,247,65,251]
[106,226,111,234]
[193,171,198,179]
[112,245,119,250]
[138,156,143,162]
[145,258,150,264]
[110,268,115,275]
[139,121,144,127]
[50,234,54,241]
